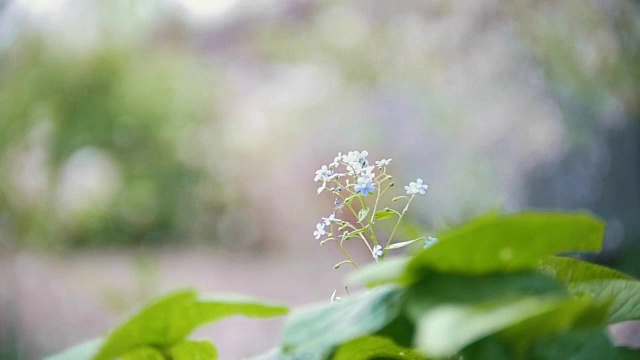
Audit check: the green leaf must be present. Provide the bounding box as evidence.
[169,340,218,360]
[94,289,288,360]
[120,347,164,360]
[405,272,565,317]
[373,209,397,221]
[413,296,594,358]
[540,256,635,282]
[539,256,640,323]
[459,337,514,360]
[498,296,609,349]
[332,336,429,360]
[357,207,370,223]
[404,271,606,357]
[342,227,368,239]
[44,338,103,360]
[282,286,405,357]
[527,328,640,360]
[406,212,604,276]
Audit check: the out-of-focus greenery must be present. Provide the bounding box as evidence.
[2,0,639,252]
[0,35,220,248]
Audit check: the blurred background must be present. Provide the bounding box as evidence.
[0,0,639,358]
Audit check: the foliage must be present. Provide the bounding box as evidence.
[46,212,640,359]
[46,289,288,360]
[273,212,640,359]
[0,38,219,248]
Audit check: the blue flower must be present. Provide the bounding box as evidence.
[354,176,375,196]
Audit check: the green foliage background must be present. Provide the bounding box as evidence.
[0,37,220,248]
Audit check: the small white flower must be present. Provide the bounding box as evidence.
[322,212,342,226]
[330,152,343,168]
[405,178,429,195]
[341,151,355,163]
[375,159,392,167]
[357,150,369,164]
[362,165,375,179]
[315,165,338,194]
[314,222,326,239]
[372,245,383,262]
[314,165,333,182]
[342,150,369,166]
[346,162,364,176]
[347,162,376,178]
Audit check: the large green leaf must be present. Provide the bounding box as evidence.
[93,289,287,360]
[281,286,405,357]
[498,296,610,350]
[405,271,565,319]
[459,336,515,360]
[405,271,607,358]
[413,296,596,358]
[406,212,604,276]
[539,256,640,323]
[332,336,429,360]
[539,256,635,282]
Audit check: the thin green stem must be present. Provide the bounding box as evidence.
[356,232,373,252]
[337,244,359,269]
[384,194,416,255]
[356,194,378,246]
[370,179,383,223]
[339,223,373,252]
[369,180,394,225]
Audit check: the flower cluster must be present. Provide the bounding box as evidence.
[313,150,431,270]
